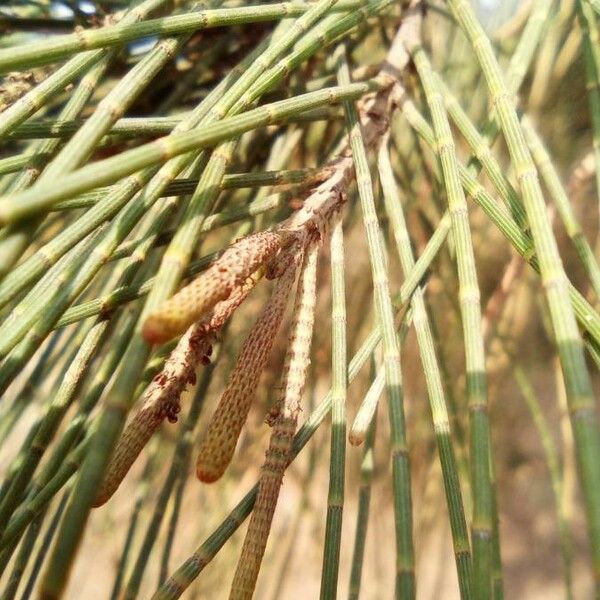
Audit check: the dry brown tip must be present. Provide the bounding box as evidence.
[196,466,221,484]
[141,317,170,345]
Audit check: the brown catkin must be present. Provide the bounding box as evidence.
[93,275,260,507]
[195,254,300,484]
[229,243,319,600]
[142,231,283,345]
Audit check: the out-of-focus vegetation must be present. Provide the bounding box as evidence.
[0,0,599,598]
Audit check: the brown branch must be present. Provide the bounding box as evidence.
[277,5,423,240]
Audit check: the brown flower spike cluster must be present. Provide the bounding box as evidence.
[195,248,301,483]
[94,272,261,507]
[142,231,284,345]
[96,225,311,505]
[229,243,319,600]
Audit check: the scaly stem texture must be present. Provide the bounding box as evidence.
[229,242,319,600]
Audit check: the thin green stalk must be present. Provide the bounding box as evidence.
[8,108,341,141]
[349,364,384,446]
[158,470,186,586]
[378,136,473,599]
[110,447,160,600]
[407,37,492,597]
[0,83,376,224]
[347,407,376,600]
[504,0,555,95]
[0,0,170,138]
[520,115,600,299]
[446,1,600,588]
[0,1,366,71]
[585,0,600,15]
[55,168,324,211]
[394,212,451,307]
[337,47,415,598]
[1,514,43,599]
[0,328,66,446]
[397,85,600,356]
[528,0,575,110]
[347,305,413,446]
[489,453,502,600]
[464,0,554,174]
[20,490,71,600]
[9,117,188,140]
[0,153,46,176]
[576,0,600,210]
[319,215,347,600]
[552,24,583,82]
